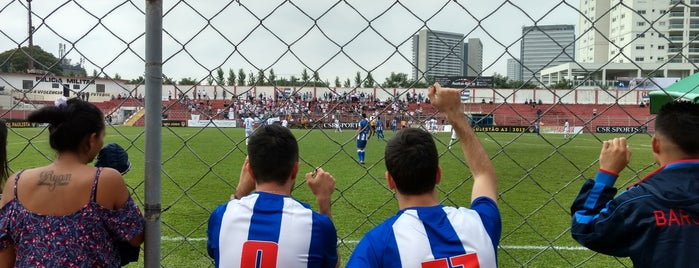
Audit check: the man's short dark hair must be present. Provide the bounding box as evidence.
[655,101,699,156]
[384,128,439,195]
[248,124,299,185]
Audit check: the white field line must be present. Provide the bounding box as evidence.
[161,236,588,251]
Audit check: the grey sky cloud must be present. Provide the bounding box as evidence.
[0,0,580,83]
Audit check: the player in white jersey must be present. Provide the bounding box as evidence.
[207,125,338,268]
[243,114,256,145]
[334,118,342,132]
[347,83,501,268]
[447,128,458,150]
[563,120,570,139]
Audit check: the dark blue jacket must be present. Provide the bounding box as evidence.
[571,160,699,268]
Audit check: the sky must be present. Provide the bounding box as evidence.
[0,0,580,84]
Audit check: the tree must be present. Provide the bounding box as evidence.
[179,77,198,85]
[216,68,225,85]
[0,46,63,74]
[206,75,214,85]
[114,73,121,80]
[163,76,175,85]
[343,78,351,87]
[354,72,362,87]
[237,69,246,86]
[227,68,236,86]
[382,72,409,88]
[301,69,310,84]
[551,78,573,89]
[312,70,320,83]
[492,73,509,88]
[128,76,144,84]
[290,75,298,87]
[257,69,265,85]
[248,71,255,86]
[363,72,375,88]
[269,69,276,85]
[334,76,341,87]
[92,69,99,78]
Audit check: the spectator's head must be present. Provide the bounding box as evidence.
[384,128,439,195]
[247,124,299,185]
[361,113,367,119]
[28,98,105,162]
[94,143,131,175]
[654,101,699,161]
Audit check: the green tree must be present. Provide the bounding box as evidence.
[114,73,121,80]
[163,76,175,85]
[354,72,362,87]
[301,69,310,84]
[363,72,375,88]
[290,75,298,87]
[216,68,225,85]
[227,68,236,86]
[179,77,198,85]
[128,76,144,84]
[382,72,409,88]
[334,76,341,87]
[0,46,63,74]
[92,69,99,78]
[551,78,573,89]
[492,73,509,88]
[269,69,276,85]
[248,71,255,86]
[312,70,320,83]
[257,69,265,85]
[206,75,214,85]
[344,78,350,87]
[237,69,246,86]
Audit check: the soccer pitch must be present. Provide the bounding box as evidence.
[6,126,655,267]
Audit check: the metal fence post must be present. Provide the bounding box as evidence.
[145,0,163,267]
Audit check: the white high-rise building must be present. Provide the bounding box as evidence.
[412,29,483,81]
[578,0,672,64]
[507,58,522,81]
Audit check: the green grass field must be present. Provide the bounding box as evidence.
[5,126,657,267]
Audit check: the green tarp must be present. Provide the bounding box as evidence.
[649,72,699,114]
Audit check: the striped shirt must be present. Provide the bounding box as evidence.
[347,197,500,268]
[207,192,338,268]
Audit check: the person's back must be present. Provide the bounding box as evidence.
[207,125,338,268]
[570,101,699,267]
[347,84,500,268]
[0,98,144,267]
[208,192,336,267]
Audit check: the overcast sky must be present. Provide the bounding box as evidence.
[0,0,580,84]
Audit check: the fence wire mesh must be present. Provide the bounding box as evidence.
[1,0,696,267]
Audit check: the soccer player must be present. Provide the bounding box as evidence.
[207,125,339,268]
[447,128,457,150]
[346,83,501,267]
[563,120,570,139]
[391,117,397,133]
[570,101,699,267]
[243,113,256,145]
[334,117,342,132]
[375,117,385,140]
[355,113,370,164]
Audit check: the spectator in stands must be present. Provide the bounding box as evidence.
[570,101,699,267]
[347,83,500,267]
[0,98,144,267]
[207,125,338,267]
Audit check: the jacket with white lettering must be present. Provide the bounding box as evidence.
[571,160,699,268]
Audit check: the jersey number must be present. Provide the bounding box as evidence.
[421,253,479,268]
[241,241,279,268]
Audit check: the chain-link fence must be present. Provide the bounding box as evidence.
[2,0,696,267]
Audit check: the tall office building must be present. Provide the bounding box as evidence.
[412,29,483,81]
[507,58,522,81]
[520,25,576,83]
[464,38,483,76]
[578,0,671,64]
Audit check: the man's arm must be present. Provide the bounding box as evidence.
[428,83,498,202]
[305,168,339,268]
[231,157,255,200]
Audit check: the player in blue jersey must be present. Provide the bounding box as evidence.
[347,83,501,268]
[355,113,370,164]
[207,124,339,268]
[570,101,699,267]
[375,117,385,140]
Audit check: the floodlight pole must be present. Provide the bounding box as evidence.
[27,0,34,71]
